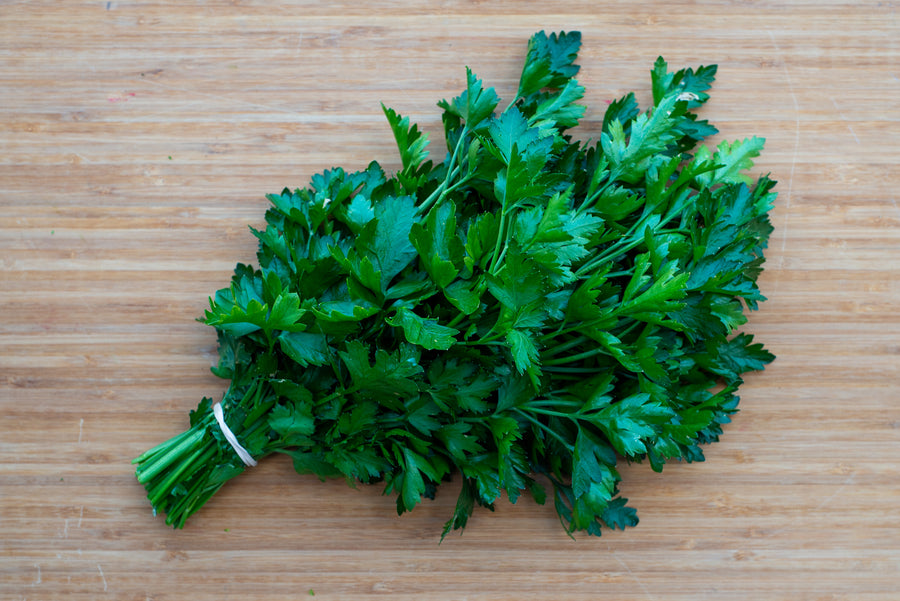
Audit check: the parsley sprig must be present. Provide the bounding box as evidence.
[133,31,775,538]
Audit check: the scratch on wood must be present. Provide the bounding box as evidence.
[766,31,800,256]
[891,197,900,219]
[614,552,656,600]
[78,418,84,443]
[814,472,856,512]
[97,564,108,592]
[768,472,857,542]
[765,30,801,298]
[830,97,861,144]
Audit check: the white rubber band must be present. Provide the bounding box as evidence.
[212,402,258,467]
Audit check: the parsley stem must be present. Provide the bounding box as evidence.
[135,428,207,484]
[614,319,644,340]
[577,171,616,214]
[165,475,215,528]
[513,409,573,451]
[492,244,509,271]
[542,335,589,357]
[538,314,640,346]
[149,445,216,508]
[241,382,275,428]
[487,208,508,275]
[420,166,465,211]
[575,236,638,276]
[417,127,468,215]
[542,365,605,374]
[575,210,666,277]
[541,346,610,366]
[525,398,584,409]
[445,311,467,329]
[132,427,198,465]
[520,406,579,420]
[316,384,360,406]
[464,329,505,346]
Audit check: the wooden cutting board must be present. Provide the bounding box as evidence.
[2,1,898,599]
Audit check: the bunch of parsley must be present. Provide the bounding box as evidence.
[133,31,775,538]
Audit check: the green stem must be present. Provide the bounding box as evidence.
[133,380,285,528]
[241,383,273,428]
[541,346,611,366]
[135,428,207,484]
[575,210,659,277]
[420,165,462,212]
[520,405,580,420]
[316,384,359,407]
[132,428,198,466]
[538,310,639,343]
[542,365,605,374]
[575,236,638,277]
[513,409,574,451]
[492,244,509,273]
[614,318,644,341]
[165,475,216,528]
[417,127,468,215]
[463,326,506,346]
[525,399,585,410]
[446,311,468,329]
[149,445,216,508]
[541,335,589,358]
[487,207,508,275]
[577,166,620,214]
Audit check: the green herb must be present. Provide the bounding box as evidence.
[133,31,775,538]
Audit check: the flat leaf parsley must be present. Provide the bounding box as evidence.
[133,31,776,538]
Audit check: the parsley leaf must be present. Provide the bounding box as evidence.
[517,30,582,99]
[387,307,459,351]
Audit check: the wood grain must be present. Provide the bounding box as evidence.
[2,1,898,599]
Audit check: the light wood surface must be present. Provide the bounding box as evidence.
[2,1,899,599]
